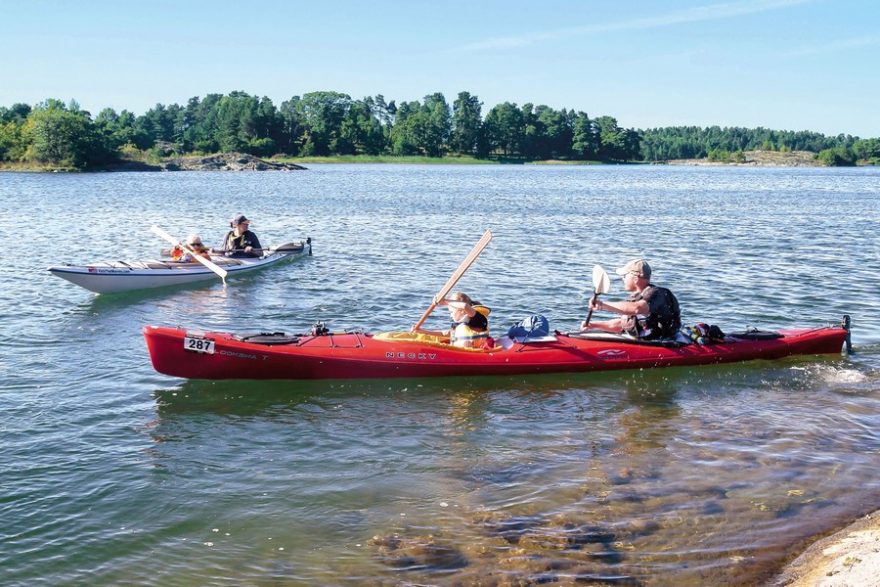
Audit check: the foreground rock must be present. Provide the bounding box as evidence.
[774,510,880,586]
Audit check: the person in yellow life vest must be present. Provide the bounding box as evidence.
[171,234,212,263]
[416,291,492,348]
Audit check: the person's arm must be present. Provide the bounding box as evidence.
[413,327,450,337]
[591,298,649,316]
[247,232,262,252]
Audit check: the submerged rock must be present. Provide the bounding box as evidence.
[470,510,546,543]
[367,533,468,571]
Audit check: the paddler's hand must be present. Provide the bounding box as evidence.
[589,298,602,311]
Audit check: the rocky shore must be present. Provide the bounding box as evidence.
[667,149,820,167]
[774,510,880,586]
[108,152,306,172]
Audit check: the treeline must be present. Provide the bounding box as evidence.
[1,91,878,169]
[640,126,878,165]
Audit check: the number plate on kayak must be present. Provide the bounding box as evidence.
[184,336,215,354]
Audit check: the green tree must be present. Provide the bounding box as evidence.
[0,121,25,161]
[339,99,386,155]
[191,92,281,156]
[214,92,249,152]
[172,101,196,152]
[621,128,642,161]
[294,91,353,156]
[278,96,304,155]
[389,101,427,155]
[519,103,544,159]
[537,105,574,159]
[137,103,180,148]
[365,94,395,127]
[595,116,627,161]
[852,138,880,163]
[451,91,482,156]
[387,94,451,157]
[420,92,451,156]
[0,103,32,124]
[21,99,98,168]
[0,103,30,161]
[637,125,845,161]
[484,102,525,157]
[572,112,599,160]
[94,108,144,150]
[182,94,223,153]
[708,148,731,162]
[817,146,855,166]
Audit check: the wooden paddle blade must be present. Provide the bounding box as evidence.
[412,229,493,331]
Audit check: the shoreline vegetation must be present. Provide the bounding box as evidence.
[2,91,878,172]
[4,149,875,172]
[0,150,866,172]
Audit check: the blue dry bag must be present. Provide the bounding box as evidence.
[507,315,550,339]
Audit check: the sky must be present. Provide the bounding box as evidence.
[2,0,878,137]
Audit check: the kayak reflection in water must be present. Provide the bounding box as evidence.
[414,291,493,348]
[582,258,681,340]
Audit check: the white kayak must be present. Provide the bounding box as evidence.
[49,239,311,294]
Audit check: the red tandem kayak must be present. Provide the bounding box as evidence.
[143,319,850,381]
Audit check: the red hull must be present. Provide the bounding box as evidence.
[143,325,847,381]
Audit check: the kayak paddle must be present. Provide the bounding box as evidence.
[412,229,492,332]
[150,225,228,284]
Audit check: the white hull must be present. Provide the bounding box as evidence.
[49,241,310,294]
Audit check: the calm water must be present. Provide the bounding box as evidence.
[1,165,879,586]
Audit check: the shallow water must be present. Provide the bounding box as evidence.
[1,164,879,585]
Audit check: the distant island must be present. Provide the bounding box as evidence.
[1,91,877,171]
[666,149,822,167]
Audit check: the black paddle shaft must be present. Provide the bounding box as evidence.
[584,292,599,327]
